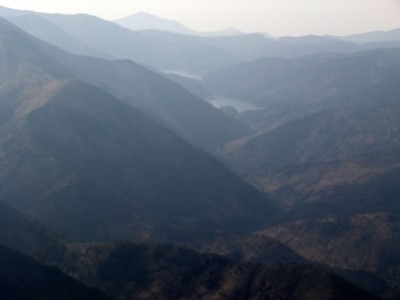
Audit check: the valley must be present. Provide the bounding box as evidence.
[208,97,261,113]
[0,4,399,300]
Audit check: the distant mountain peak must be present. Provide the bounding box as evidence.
[135,11,157,17]
[114,11,196,35]
[342,27,400,43]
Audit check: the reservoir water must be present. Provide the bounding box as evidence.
[207,97,260,113]
[161,70,260,113]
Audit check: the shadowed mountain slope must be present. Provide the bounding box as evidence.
[0,78,275,242]
[0,244,110,300]
[224,105,400,205]
[203,48,400,108]
[0,16,250,152]
[59,241,382,300]
[0,201,66,263]
[0,197,307,275]
[0,194,380,300]
[50,56,249,151]
[0,213,382,300]
[222,103,400,277]
[5,14,110,59]
[210,43,400,289]
[191,233,308,265]
[0,17,275,242]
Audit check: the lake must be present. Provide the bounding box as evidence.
[207,97,261,113]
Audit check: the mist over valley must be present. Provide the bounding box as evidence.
[0,3,399,299]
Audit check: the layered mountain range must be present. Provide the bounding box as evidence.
[1,5,399,76]
[0,244,110,300]
[203,49,400,108]
[0,16,277,243]
[1,4,400,299]
[0,202,382,300]
[206,41,400,298]
[115,11,198,35]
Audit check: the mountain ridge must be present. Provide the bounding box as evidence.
[0,197,382,300]
[115,11,197,35]
[0,15,251,152]
[59,241,383,300]
[0,244,110,300]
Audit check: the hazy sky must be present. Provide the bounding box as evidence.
[1,0,399,36]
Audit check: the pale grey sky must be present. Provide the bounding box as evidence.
[1,0,399,36]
